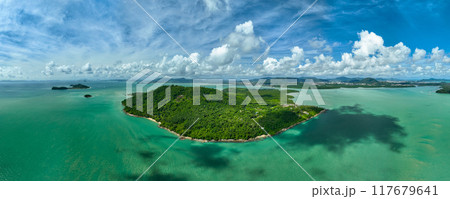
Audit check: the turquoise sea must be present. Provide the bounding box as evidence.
[0,81,449,180]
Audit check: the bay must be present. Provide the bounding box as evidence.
[0,81,448,180]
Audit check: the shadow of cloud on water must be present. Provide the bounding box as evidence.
[190,145,232,169]
[124,167,189,181]
[285,105,407,153]
[138,150,156,161]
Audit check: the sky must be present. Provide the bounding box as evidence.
[1,0,450,80]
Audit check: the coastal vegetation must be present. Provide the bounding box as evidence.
[122,85,324,141]
[436,83,450,93]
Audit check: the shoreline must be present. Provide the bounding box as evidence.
[123,109,326,143]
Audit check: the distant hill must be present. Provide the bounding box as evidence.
[349,77,379,84]
[359,77,379,84]
[419,78,450,82]
[334,76,355,82]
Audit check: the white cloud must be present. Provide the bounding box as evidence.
[41,61,73,76]
[31,21,265,79]
[56,65,72,74]
[409,47,450,76]
[202,0,230,12]
[18,27,450,79]
[352,30,384,57]
[429,47,450,63]
[0,66,23,79]
[42,61,56,76]
[224,20,263,53]
[81,63,93,74]
[413,48,426,61]
[106,30,447,78]
[256,30,449,78]
[430,47,445,61]
[308,37,334,53]
[324,45,332,53]
[296,33,450,77]
[444,56,450,63]
[206,20,263,66]
[378,42,411,65]
[260,46,304,74]
[164,54,199,75]
[208,44,235,66]
[308,37,326,49]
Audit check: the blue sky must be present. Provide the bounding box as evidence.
[0,0,449,80]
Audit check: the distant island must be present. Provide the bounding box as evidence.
[436,83,450,94]
[150,77,446,89]
[52,84,90,90]
[122,86,324,142]
[265,77,443,89]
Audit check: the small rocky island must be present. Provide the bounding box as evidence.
[52,84,90,90]
[122,85,324,142]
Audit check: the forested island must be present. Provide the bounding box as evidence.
[436,83,450,93]
[122,86,324,142]
[52,84,90,90]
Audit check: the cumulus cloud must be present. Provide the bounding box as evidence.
[429,47,450,63]
[258,30,449,78]
[56,65,72,74]
[413,48,426,61]
[3,0,449,80]
[81,63,93,74]
[207,44,235,66]
[0,0,242,79]
[226,21,263,53]
[34,21,264,79]
[41,61,73,76]
[27,29,450,79]
[352,30,384,57]
[444,57,450,63]
[0,66,23,79]
[259,46,304,75]
[296,31,413,77]
[206,20,263,66]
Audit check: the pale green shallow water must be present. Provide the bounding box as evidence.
[0,81,449,180]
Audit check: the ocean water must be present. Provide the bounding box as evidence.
[0,81,449,180]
